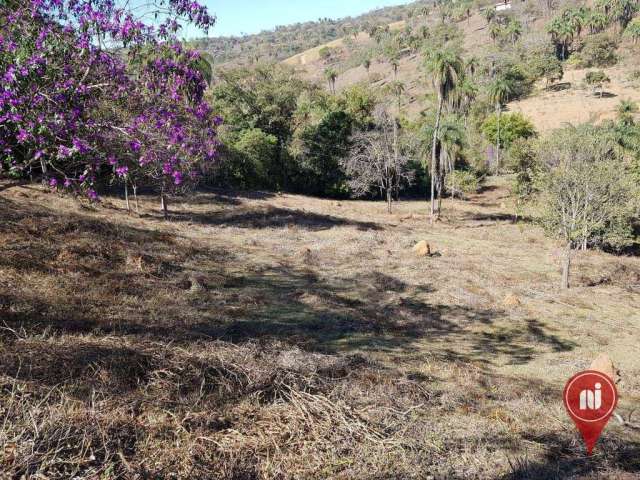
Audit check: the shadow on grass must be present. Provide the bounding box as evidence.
[545,82,571,92]
[501,432,640,479]
[0,190,577,386]
[164,205,383,231]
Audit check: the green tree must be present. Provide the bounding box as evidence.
[481,112,537,151]
[487,76,515,169]
[536,125,637,288]
[624,17,640,43]
[340,84,377,129]
[547,16,575,60]
[324,68,338,94]
[293,110,353,196]
[231,128,278,188]
[424,48,464,221]
[586,10,609,33]
[573,34,618,68]
[585,70,611,97]
[483,7,496,25]
[505,18,523,44]
[211,64,312,189]
[616,99,638,125]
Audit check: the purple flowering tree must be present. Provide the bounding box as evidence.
[0,0,220,216]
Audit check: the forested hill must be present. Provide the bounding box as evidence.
[189,1,431,66]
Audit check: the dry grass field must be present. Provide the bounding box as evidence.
[1,177,640,479]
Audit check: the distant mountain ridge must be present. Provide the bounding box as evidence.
[190,1,430,67]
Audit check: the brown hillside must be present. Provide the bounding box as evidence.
[282,6,640,131]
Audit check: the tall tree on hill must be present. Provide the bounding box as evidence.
[489,23,503,44]
[483,7,496,25]
[437,115,466,206]
[488,76,514,170]
[324,68,338,94]
[586,10,610,33]
[465,56,479,78]
[602,0,639,30]
[506,19,523,44]
[548,16,575,59]
[564,7,587,39]
[452,76,478,125]
[624,17,640,42]
[424,48,463,222]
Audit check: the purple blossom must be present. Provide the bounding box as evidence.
[16,129,29,143]
[87,189,99,201]
[49,178,58,187]
[129,140,141,152]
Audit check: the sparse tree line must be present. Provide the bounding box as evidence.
[3,0,640,290]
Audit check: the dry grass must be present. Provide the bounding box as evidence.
[1,177,640,479]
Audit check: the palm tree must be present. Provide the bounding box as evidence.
[564,7,587,39]
[388,80,406,113]
[606,0,639,30]
[548,17,574,60]
[624,18,640,43]
[586,10,609,33]
[390,57,400,80]
[437,115,465,206]
[424,48,464,221]
[506,19,523,44]
[483,7,497,25]
[465,56,479,78]
[324,68,337,94]
[488,76,514,169]
[489,23,503,44]
[452,77,478,124]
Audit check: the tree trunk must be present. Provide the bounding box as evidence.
[124,180,130,214]
[561,242,572,289]
[431,96,443,223]
[387,189,392,214]
[160,189,168,220]
[40,158,48,185]
[392,115,399,214]
[133,184,139,214]
[495,104,501,171]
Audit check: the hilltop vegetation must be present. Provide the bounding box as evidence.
[190,1,431,66]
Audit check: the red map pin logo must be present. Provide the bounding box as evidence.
[563,370,618,455]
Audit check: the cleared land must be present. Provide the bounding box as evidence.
[1,178,639,478]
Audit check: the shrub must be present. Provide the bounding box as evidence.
[572,34,618,68]
[585,70,611,97]
[445,170,479,198]
[481,112,537,150]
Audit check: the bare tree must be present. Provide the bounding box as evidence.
[341,108,414,213]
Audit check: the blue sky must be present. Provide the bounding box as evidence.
[194,0,410,37]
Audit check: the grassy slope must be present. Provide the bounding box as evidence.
[1,179,640,478]
[282,7,640,132]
